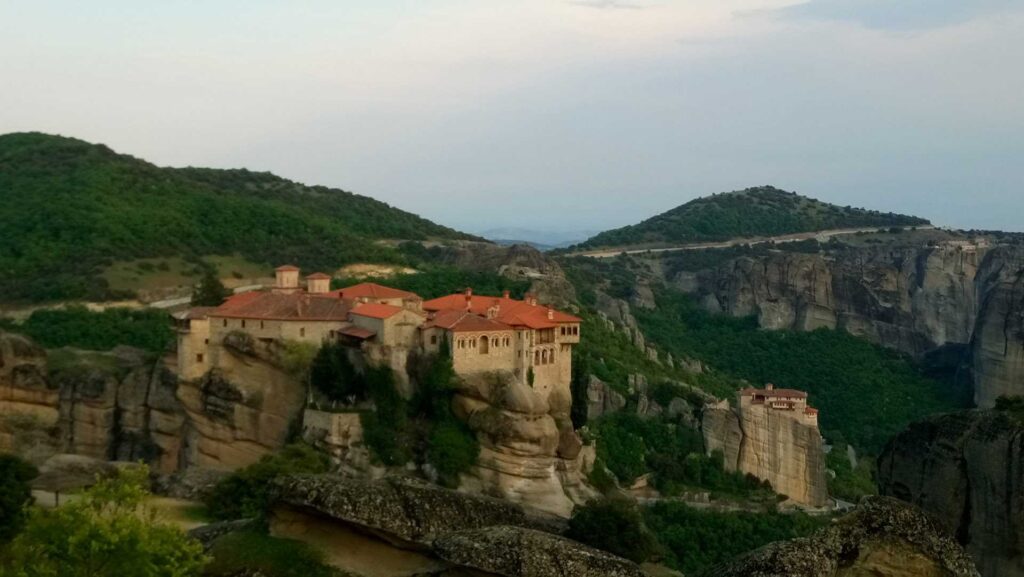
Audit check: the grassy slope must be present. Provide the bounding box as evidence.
[0,132,476,303]
[573,186,929,250]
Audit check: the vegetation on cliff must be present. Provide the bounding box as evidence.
[0,306,174,352]
[0,132,475,303]
[636,289,966,452]
[572,186,928,250]
[206,444,331,521]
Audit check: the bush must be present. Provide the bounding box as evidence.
[427,421,478,487]
[566,498,659,564]
[1,465,206,577]
[310,341,365,402]
[205,444,330,521]
[204,529,340,577]
[0,454,37,543]
[7,306,174,352]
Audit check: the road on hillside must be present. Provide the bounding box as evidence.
[572,225,934,258]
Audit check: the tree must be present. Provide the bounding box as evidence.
[566,498,659,564]
[309,341,364,403]
[191,267,228,306]
[1,465,207,577]
[0,454,37,543]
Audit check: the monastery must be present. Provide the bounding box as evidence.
[176,265,581,400]
[739,383,819,426]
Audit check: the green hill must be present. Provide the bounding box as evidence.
[573,186,929,250]
[0,132,477,302]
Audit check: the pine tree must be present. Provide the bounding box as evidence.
[191,268,229,306]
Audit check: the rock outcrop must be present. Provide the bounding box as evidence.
[268,474,645,577]
[707,496,980,577]
[682,244,982,357]
[877,409,1024,577]
[453,371,598,517]
[1,335,187,471]
[703,398,828,507]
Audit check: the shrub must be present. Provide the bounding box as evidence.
[0,454,37,543]
[204,529,339,577]
[205,444,330,521]
[567,498,659,564]
[8,306,173,352]
[310,341,365,402]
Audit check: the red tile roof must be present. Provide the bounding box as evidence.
[423,310,513,332]
[741,387,808,399]
[327,282,421,301]
[338,326,376,339]
[275,265,300,272]
[350,303,405,319]
[305,272,331,280]
[422,292,580,329]
[211,292,350,321]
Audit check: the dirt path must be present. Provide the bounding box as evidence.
[572,225,934,258]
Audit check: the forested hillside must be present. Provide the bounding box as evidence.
[0,132,476,302]
[573,186,929,250]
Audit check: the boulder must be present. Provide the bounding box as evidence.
[708,497,980,577]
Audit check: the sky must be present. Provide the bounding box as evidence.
[1,1,1022,237]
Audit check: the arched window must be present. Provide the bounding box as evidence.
[492,336,499,348]
[534,350,540,365]
[480,337,489,354]
[541,350,548,364]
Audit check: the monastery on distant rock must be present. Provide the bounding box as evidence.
[176,265,581,401]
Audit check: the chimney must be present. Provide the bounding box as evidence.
[547,309,554,320]
[464,287,472,309]
[502,290,510,299]
[765,383,774,391]
[306,273,330,295]
[525,293,537,306]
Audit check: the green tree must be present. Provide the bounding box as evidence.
[1,465,206,577]
[566,498,659,564]
[205,444,330,521]
[0,454,37,543]
[191,268,229,306]
[309,341,365,402]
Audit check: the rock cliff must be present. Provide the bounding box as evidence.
[453,371,598,517]
[877,409,1024,577]
[703,399,828,507]
[707,496,980,577]
[681,244,982,357]
[970,247,1024,407]
[268,474,645,577]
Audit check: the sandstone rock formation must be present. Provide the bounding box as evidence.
[703,399,828,507]
[268,474,645,577]
[432,242,578,308]
[453,371,598,517]
[0,331,57,460]
[878,409,1024,577]
[708,496,980,577]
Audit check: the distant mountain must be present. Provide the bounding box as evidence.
[571,186,930,251]
[477,227,599,250]
[0,132,477,303]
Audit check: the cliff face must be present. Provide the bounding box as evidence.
[708,496,980,577]
[971,247,1024,408]
[681,245,981,357]
[877,409,1024,577]
[0,335,188,470]
[703,400,828,507]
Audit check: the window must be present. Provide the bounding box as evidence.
[196,354,204,363]
[300,327,306,338]
[204,339,209,345]
[431,335,438,345]
[534,350,540,365]
[241,320,246,329]
[223,319,227,327]
[480,337,489,354]
[260,321,265,329]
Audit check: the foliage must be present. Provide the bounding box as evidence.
[309,341,366,402]
[995,395,1024,426]
[644,501,828,575]
[0,455,37,543]
[280,341,318,382]
[205,444,330,521]
[573,186,928,250]
[361,347,479,485]
[634,289,967,453]
[203,529,343,577]
[825,439,877,502]
[592,413,768,498]
[5,306,173,352]
[566,498,659,564]
[191,267,229,306]
[0,132,475,303]
[337,265,530,301]
[0,465,207,577]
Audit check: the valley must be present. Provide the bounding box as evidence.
[0,136,1017,577]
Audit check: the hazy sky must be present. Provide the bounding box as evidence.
[2,1,1022,235]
